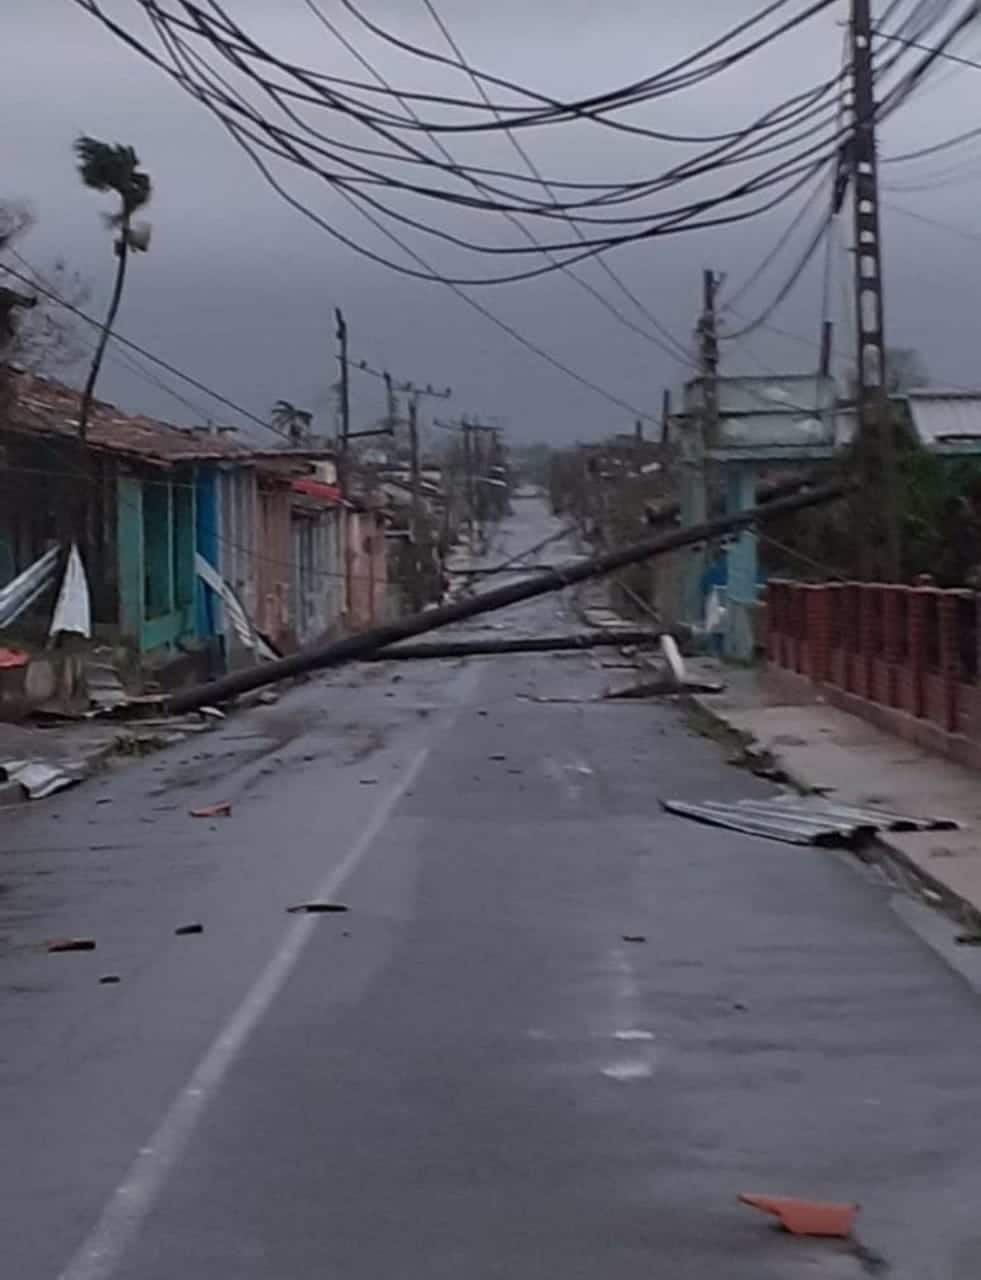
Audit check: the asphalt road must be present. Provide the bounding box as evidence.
[3,501,981,1279]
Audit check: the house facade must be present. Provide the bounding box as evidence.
[0,373,355,708]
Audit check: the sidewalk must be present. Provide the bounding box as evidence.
[686,661,981,928]
[0,712,218,805]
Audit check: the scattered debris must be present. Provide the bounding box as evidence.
[622,934,647,944]
[175,923,204,936]
[359,777,378,785]
[286,901,349,914]
[1,759,87,801]
[661,795,957,847]
[737,1193,858,1238]
[489,753,508,761]
[257,689,279,706]
[47,938,96,953]
[99,974,121,984]
[198,706,225,721]
[189,801,232,818]
[955,932,981,946]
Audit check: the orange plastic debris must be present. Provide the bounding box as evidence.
[738,1194,858,1238]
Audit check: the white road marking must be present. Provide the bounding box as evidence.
[58,744,432,1280]
[602,1060,654,1081]
[599,948,658,1081]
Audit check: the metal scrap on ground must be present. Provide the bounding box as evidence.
[189,800,232,818]
[661,795,958,846]
[286,902,349,914]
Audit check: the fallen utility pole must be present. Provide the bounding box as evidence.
[364,630,663,662]
[165,481,848,714]
[458,563,559,576]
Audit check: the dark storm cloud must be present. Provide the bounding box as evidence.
[4,1,980,444]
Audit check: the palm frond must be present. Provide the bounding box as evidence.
[74,137,152,216]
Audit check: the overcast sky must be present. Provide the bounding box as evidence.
[4,1,980,447]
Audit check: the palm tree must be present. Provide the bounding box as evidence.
[271,399,313,443]
[74,136,152,440]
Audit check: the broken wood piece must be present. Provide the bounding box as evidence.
[621,934,647,944]
[286,902,349,914]
[47,938,96,953]
[175,923,204,936]
[99,974,121,984]
[190,801,232,818]
[738,1194,858,1238]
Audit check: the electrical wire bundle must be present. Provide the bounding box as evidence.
[51,0,980,419]
[69,0,885,285]
[717,0,977,346]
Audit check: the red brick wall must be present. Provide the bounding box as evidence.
[766,579,981,756]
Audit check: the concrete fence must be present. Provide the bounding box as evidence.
[766,579,981,770]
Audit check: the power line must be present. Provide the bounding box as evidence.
[883,199,981,244]
[414,0,694,367]
[0,258,289,439]
[872,7,981,72]
[300,0,693,366]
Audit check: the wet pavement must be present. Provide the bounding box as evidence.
[3,502,981,1279]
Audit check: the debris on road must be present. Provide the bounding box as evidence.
[99,974,121,984]
[175,923,204,936]
[46,938,96,953]
[621,934,647,944]
[189,800,232,818]
[738,1193,858,1238]
[286,901,349,914]
[1,758,87,801]
[662,795,957,847]
[604,676,724,699]
[955,932,981,946]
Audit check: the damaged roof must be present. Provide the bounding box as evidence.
[1,371,335,467]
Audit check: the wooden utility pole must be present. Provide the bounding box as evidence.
[407,392,424,611]
[334,307,350,452]
[849,0,900,580]
[699,269,720,448]
[166,481,848,713]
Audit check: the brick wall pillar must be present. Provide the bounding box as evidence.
[807,585,832,683]
[938,594,960,733]
[766,581,785,665]
[882,587,902,707]
[855,584,874,699]
[907,589,927,719]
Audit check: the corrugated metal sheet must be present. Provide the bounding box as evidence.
[662,794,957,846]
[907,390,981,444]
[218,468,259,641]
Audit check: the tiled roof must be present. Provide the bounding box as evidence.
[1,371,334,467]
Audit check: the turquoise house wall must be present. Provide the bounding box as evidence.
[115,467,198,655]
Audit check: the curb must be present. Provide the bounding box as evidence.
[683,690,981,932]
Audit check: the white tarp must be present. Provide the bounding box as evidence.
[0,546,60,629]
[195,553,276,661]
[49,544,91,639]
